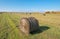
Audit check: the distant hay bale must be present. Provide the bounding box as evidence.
[29,13,32,15]
[45,11,50,14]
[0,12,3,14]
[19,17,39,35]
[43,14,46,16]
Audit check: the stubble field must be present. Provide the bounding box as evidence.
[0,12,60,39]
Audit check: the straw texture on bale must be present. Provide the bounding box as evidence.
[19,17,39,35]
[28,17,39,32]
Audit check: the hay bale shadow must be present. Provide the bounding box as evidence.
[30,26,50,35]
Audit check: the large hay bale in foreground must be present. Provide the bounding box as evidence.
[19,17,39,35]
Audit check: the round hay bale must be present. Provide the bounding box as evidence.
[19,17,39,35]
[43,14,46,16]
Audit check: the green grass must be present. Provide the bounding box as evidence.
[0,13,60,39]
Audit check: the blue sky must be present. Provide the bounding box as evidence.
[0,0,60,12]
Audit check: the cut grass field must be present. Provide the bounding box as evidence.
[0,12,60,39]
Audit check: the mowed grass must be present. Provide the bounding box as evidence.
[0,13,60,39]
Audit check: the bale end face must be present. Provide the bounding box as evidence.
[19,18,30,35]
